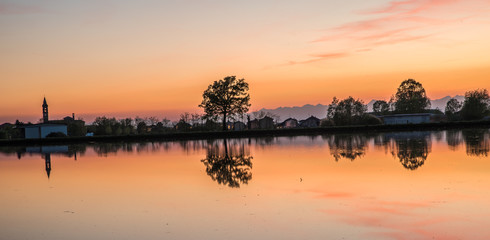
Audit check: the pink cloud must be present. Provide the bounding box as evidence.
[361,0,460,15]
[296,0,477,66]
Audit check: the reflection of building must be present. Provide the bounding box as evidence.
[45,154,51,178]
[25,145,74,179]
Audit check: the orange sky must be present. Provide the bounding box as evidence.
[1,0,489,123]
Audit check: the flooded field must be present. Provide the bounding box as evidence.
[1,129,489,240]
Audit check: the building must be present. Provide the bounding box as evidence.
[259,116,274,129]
[380,113,432,125]
[20,98,68,139]
[277,118,298,129]
[42,97,48,123]
[22,124,68,139]
[233,122,246,131]
[299,116,320,128]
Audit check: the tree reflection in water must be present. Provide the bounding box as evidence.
[391,137,430,170]
[462,129,490,157]
[201,139,253,188]
[446,130,463,151]
[326,134,368,161]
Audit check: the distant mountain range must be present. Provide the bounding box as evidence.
[253,95,464,122]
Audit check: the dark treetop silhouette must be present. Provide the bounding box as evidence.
[199,76,251,131]
[394,79,431,113]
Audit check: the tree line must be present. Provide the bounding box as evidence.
[1,76,489,139]
[325,79,489,126]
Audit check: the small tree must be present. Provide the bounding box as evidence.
[460,89,490,120]
[372,100,390,114]
[445,98,462,121]
[394,79,431,113]
[137,121,147,134]
[199,76,251,131]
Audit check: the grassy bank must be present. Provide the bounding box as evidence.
[1,120,490,146]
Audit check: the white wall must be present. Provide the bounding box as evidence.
[40,125,67,138]
[24,125,67,139]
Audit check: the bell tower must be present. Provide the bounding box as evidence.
[42,97,48,123]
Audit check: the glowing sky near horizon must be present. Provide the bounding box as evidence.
[1,0,490,122]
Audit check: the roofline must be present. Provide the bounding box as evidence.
[17,123,68,128]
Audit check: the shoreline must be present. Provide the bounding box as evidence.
[1,120,489,146]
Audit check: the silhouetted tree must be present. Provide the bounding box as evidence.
[445,98,462,121]
[199,76,251,131]
[161,118,171,128]
[394,79,430,113]
[460,89,490,120]
[373,100,390,114]
[201,139,253,188]
[148,116,159,126]
[175,119,191,131]
[93,117,118,135]
[137,121,147,134]
[445,98,462,115]
[327,96,367,125]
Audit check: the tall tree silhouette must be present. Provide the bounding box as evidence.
[199,76,251,131]
[460,89,490,120]
[394,79,430,113]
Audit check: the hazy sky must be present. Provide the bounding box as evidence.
[1,0,489,122]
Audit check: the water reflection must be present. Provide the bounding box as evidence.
[0,129,489,178]
[2,145,82,178]
[388,132,431,170]
[323,131,432,170]
[462,129,490,157]
[325,134,368,161]
[446,130,463,150]
[201,139,253,188]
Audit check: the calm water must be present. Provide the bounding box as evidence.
[1,129,490,240]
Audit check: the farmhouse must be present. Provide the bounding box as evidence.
[380,113,432,125]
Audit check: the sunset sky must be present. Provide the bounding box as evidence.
[1,0,489,123]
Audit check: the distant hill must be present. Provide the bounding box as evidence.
[253,95,465,122]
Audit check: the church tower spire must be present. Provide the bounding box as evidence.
[42,97,48,123]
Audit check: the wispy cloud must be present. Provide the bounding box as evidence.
[360,0,460,15]
[291,0,478,65]
[285,52,349,66]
